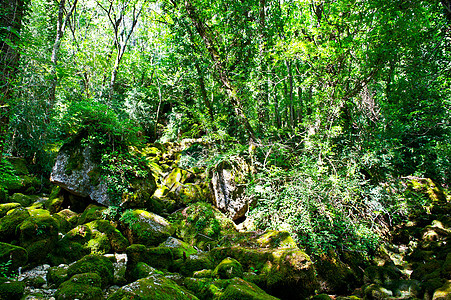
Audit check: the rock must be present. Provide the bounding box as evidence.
[0,280,25,300]
[178,254,215,277]
[67,254,114,287]
[107,274,199,300]
[45,186,64,214]
[213,257,243,279]
[210,246,318,299]
[193,269,212,278]
[9,193,34,207]
[209,159,252,221]
[159,237,197,260]
[218,277,280,300]
[47,265,69,288]
[0,207,30,242]
[50,144,156,208]
[0,242,28,275]
[55,272,103,300]
[126,244,174,281]
[433,280,451,300]
[172,202,237,250]
[364,283,393,299]
[77,204,105,225]
[0,203,21,218]
[85,220,129,253]
[121,209,173,246]
[363,264,404,286]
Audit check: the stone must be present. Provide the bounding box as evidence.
[209,159,252,221]
[0,203,21,218]
[433,280,451,300]
[55,272,103,300]
[121,209,173,247]
[67,254,114,287]
[0,242,28,275]
[0,207,30,242]
[107,274,199,300]
[213,257,243,279]
[0,280,25,300]
[218,277,280,300]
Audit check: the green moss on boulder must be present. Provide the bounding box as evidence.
[0,208,30,242]
[55,272,103,300]
[48,240,90,266]
[0,280,25,300]
[77,204,105,225]
[0,243,27,275]
[47,265,69,288]
[0,203,21,218]
[85,220,129,252]
[121,209,173,246]
[160,237,197,260]
[45,186,64,214]
[107,274,199,300]
[218,277,280,300]
[213,257,243,279]
[67,254,114,287]
[9,193,34,207]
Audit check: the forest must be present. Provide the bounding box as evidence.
[0,0,450,299]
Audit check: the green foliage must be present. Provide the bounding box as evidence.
[0,158,21,191]
[0,260,12,278]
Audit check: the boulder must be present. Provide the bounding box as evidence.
[0,243,28,275]
[67,254,114,287]
[218,277,280,300]
[213,257,243,279]
[121,209,173,246]
[107,273,199,300]
[0,280,25,300]
[55,272,103,300]
[50,144,156,208]
[0,207,30,242]
[209,159,252,221]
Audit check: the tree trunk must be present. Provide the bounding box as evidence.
[0,0,26,157]
[49,0,78,113]
[184,0,257,141]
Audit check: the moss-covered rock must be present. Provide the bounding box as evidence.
[407,177,447,203]
[47,265,69,288]
[193,269,212,278]
[45,186,64,214]
[210,246,318,300]
[107,274,199,300]
[6,158,29,176]
[218,277,280,300]
[213,257,243,279]
[0,203,21,219]
[121,209,174,246]
[126,244,174,281]
[433,280,451,300]
[120,175,157,209]
[9,193,34,207]
[315,250,362,294]
[77,204,105,225]
[172,202,237,250]
[0,280,25,300]
[67,254,114,287]
[18,175,42,194]
[56,209,79,228]
[55,272,103,300]
[160,237,197,260]
[18,215,59,247]
[363,283,393,299]
[0,207,30,242]
[178,254,215,277]
[184,277,219,300]
[48,239,90,266]
[85,220,129,252]
[0,243,27,275]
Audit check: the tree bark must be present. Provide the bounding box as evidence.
[0,0,26,157]
[184,0,257,141]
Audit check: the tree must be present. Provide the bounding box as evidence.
[0,0,27,156]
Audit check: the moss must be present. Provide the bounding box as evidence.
[85,220,129,252]
[172,202,237,250]
[0,243,27,275]
[210,246,318,300]
[130,262,164,280]
[45,186,64,214]
[64,148,85,177]
[26,238,57,266]
[218,277,280,300]
[0,208,30,242]
[408,177,447,202]
[184,278,219,300]
[363,283,393,299]
[0,203,21,218]
[9,193,34,207]
[86,231,111,254]
[47,265,69,288]
[67,254,114,287]
[213,257,243,279]
[52,213,72,233]
[107,274,199,300]
[122,209,173,246]
[160,237,197,260]
[49,239,91,266]
[77,204,106,225]
[311,294,333,300]
[256,231,298,249]
[193,269,212,278]
[56,209,79,228]
[178,254,214,277]
[432,280,451,300]
[18,215,59,248]
[55,272,103,300]
[0,188,7,204]
[0,280,25,300]
[19,175,42,194]
[125,244,174,281]
[6,158,28,176]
